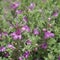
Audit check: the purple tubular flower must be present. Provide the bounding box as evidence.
[0,33,2,37]
[11,2,19,9]
[58,56,60,60]
[21,25,30,32]
[40,43,47,49]
[26,40,32,45]
[7,44,15,50]
[53,11,58,17]
[23,16,28,22]
[33,28,40,35]
[16,10,23,14]
[44,31,54,39]
[23,51,30,58]
[2,32,8,36]
[10,29,22,40]
[15,29,21,35]
[0,46,6,52]
[4,51,9,58]
[28,3,35,11]
[18,56,24,60]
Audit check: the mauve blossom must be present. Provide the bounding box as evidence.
[58,56,60,60]
[4,51,9,58]
[23,16,28,22]
[0,32,8,37]
[33,28,40,35]
[23,51,30,58]
[2,32,8,36]
[0,33,2,37]
[7,44,15,50]
[28,3,35,11]
[10,29,22,40]
[26,40,32,45]
[16,10,23,14]
[11,2,19,9]
[0,46,6,52]
[53,11,58,17]
[21,25,30,32]
[40,43,47,49]
[15,29,22,35]
[44,31,54,39]
[18,56,24,60]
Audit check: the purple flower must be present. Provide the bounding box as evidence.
[10,29,22,40]
[16,10,23,14]
[40,43,47,49]
[58,56,60,60]
[7,44,15,50]
[23,51,30,58]
[33,28,40,35]
[53,11,58,17]
[44,31,54,39]
[15,29,21,35]
[21,25,30,32]
[26,40,32,45]
[18,56,24,60]
[28,3,35,11]
[23,16,28,22]
[2,32,8,36]
[11,2,19,9]
[4,51,9,58]
[0,46,6,52]
[0,33,2,37]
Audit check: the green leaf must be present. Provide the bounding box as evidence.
[48,53,55,60]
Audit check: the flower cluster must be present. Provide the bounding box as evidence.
[0,0,60,60]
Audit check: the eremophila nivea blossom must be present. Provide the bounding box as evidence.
[2,32,8,36]
[23,16,28,22]
[0,46,6,52]
[26,40,32,45]
[53,11,58,17]
[40,43,47,49]
[58,56,60,60]
[16,10,23,14]
[23,51,30,58]
[3,51,9,58]
[10,29,22,40]
[28,3,35,11]
[33,28,40,35]
[18,56,24,60]
[7,44,15,50]
[44,31,54,39]
[11,2,19,9]
[21,25,30,32]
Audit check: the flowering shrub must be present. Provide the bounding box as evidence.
[0,0,60,60]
